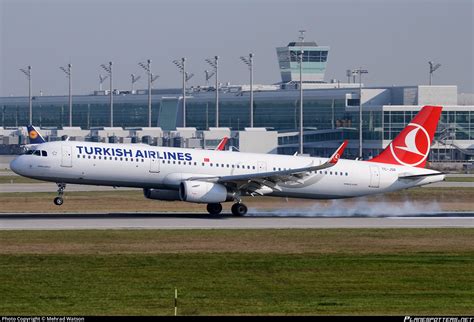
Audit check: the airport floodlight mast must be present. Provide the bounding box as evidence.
[19,65,32,124]
[138,59,154,127]
[99,74,109,91]
[352,67,368,159]
[205,56,219,127]
[204,70,215,86]
[100,62,113,127]
[240,53,254,127]
[428,61,441,85]
[173,58,194,127]
[130,74,141,92]
[297,30,306,155]
[60,64,72,127]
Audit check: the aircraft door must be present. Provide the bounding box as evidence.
[257,161,267,172]
[150,158,160,173]
[369,166,380,188]
[61,146,72,167]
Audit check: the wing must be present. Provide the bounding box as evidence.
[189,140,348,195]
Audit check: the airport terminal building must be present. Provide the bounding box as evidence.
[1,39,473,162]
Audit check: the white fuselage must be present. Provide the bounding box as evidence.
[10,141,444,200]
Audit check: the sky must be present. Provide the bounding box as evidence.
[0,0,473,97]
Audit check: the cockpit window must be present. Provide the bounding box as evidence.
[33,150,41,156]
[41,151,47,157]
[24,150,34,155]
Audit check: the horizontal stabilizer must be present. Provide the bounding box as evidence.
[398,172,444,180]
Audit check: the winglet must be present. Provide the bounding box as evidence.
[215,137,229,151]
[329,140,348,164]
[26,125,46,144]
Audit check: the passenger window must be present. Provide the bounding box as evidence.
[93,156,96,159]
[202,162,205,166]
[194,162,197,166]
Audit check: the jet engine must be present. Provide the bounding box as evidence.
[179,181,233,203]
[143,188,181,201]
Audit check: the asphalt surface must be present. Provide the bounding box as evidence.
[0,212,472,230]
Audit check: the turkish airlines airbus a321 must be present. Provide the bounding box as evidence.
[10,105,444,216]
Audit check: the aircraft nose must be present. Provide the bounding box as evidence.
[9,157,23,175]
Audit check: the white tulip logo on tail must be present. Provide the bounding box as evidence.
[389,123,431,167]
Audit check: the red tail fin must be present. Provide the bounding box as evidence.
[369,105,442,168]
[215,137,228,151]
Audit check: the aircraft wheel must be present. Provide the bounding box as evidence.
[54,197,64,206]
[207,203,223,215]
[231,203,248,216]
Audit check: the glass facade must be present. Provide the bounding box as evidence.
[1,92,472,144]
[383,110,474,140]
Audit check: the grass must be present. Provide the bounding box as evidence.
[0,176,44,184]
[0,229,472,315]
[445,177,474,182]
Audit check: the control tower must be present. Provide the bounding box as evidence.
[276,32,330,83]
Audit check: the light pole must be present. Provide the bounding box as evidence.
[60,64,72,126]
[240,53,254,127]
[99,74,109,91]
[138,59,153,127]
[353,67,368,159]
[100,62,113,127]
[19,66,32,124]
[130,74,141,93]
[428,61,441,85]
[205,56,219,127]
[204,70,214,87]
[173,58,194,127]
[298,49,304,155]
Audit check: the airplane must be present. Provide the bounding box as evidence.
[10,105,445,216]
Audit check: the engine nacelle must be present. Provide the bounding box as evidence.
[143,188,180,201]
[179,181,233,203]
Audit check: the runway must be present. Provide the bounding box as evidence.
[0,212,472,230]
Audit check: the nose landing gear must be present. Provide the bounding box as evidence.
[54,183,66,206]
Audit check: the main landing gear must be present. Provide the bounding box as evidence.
[231,203,248,216]
[53,183,66,206]
[205,202,248,216]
